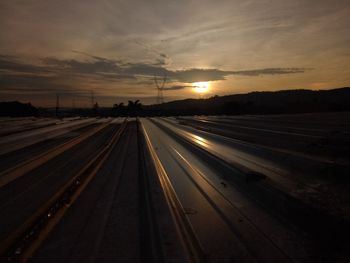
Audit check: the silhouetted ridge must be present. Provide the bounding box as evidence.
[144,87,350,116]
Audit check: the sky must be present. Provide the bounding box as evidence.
[1,0,350,107]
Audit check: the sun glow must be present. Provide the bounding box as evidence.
[192,82,209,93]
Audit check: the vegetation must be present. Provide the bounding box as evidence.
[0,101,38,117]
[112,100,142,117]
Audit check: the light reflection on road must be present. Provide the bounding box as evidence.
[191,134,209,148]
[154,117,299,191]
[141,118,309,262]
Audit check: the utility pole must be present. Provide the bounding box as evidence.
[55,93,60,117]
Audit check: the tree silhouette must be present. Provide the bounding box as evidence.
[127,100,142,116]
[112,102,125,116]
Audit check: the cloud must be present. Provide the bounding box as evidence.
[0,53,310,100]
[163,85,191,90]
[171,67,309,82]
[230,68,310,76]
[71,50,112,62]
[172,68,227,82]
[0,55,132,99]
[96,72,136,80]
[159,53,169,59]
[0,57,50,75]
[134,41,172,66]
[119,63,308,83]
[1,54,309,84]
[42,57,121,74]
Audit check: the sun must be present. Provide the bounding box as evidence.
[192,82,209,93]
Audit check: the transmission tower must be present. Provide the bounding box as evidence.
[154,75,167,104]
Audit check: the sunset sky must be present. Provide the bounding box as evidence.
[1,0,350,107]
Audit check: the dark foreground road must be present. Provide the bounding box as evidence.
[0,114,349,263]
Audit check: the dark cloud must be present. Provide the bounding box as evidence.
[0,73,81,96]
[0,57,60,93]
[171,67,309,82]
[0,54,309,99]
[136,79,154,86]
[0,57,49,74]
[230,68,310,76]
[42,57,121,74]
[153,58,168,66]
[172,68,227,82]
[0,54,16,60]
[0,55,136,87]
[159,53,169,59]
[163,85,191,90]
[115,64,308,83]
[0,55,131,98]
[1,54,309,84]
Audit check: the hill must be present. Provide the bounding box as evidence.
[143,87,350,116]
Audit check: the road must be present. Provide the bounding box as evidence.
[142,119,312,262]
[0,122,121,243]
[31,121,188,262]
[161,115,350,206]
[0,121,99,174]
[0,114,349,262]
[0,117,83,137]
[140,114,350,262]
[0,117,102,155]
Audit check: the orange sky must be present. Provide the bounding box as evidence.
[1,0,350,107]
